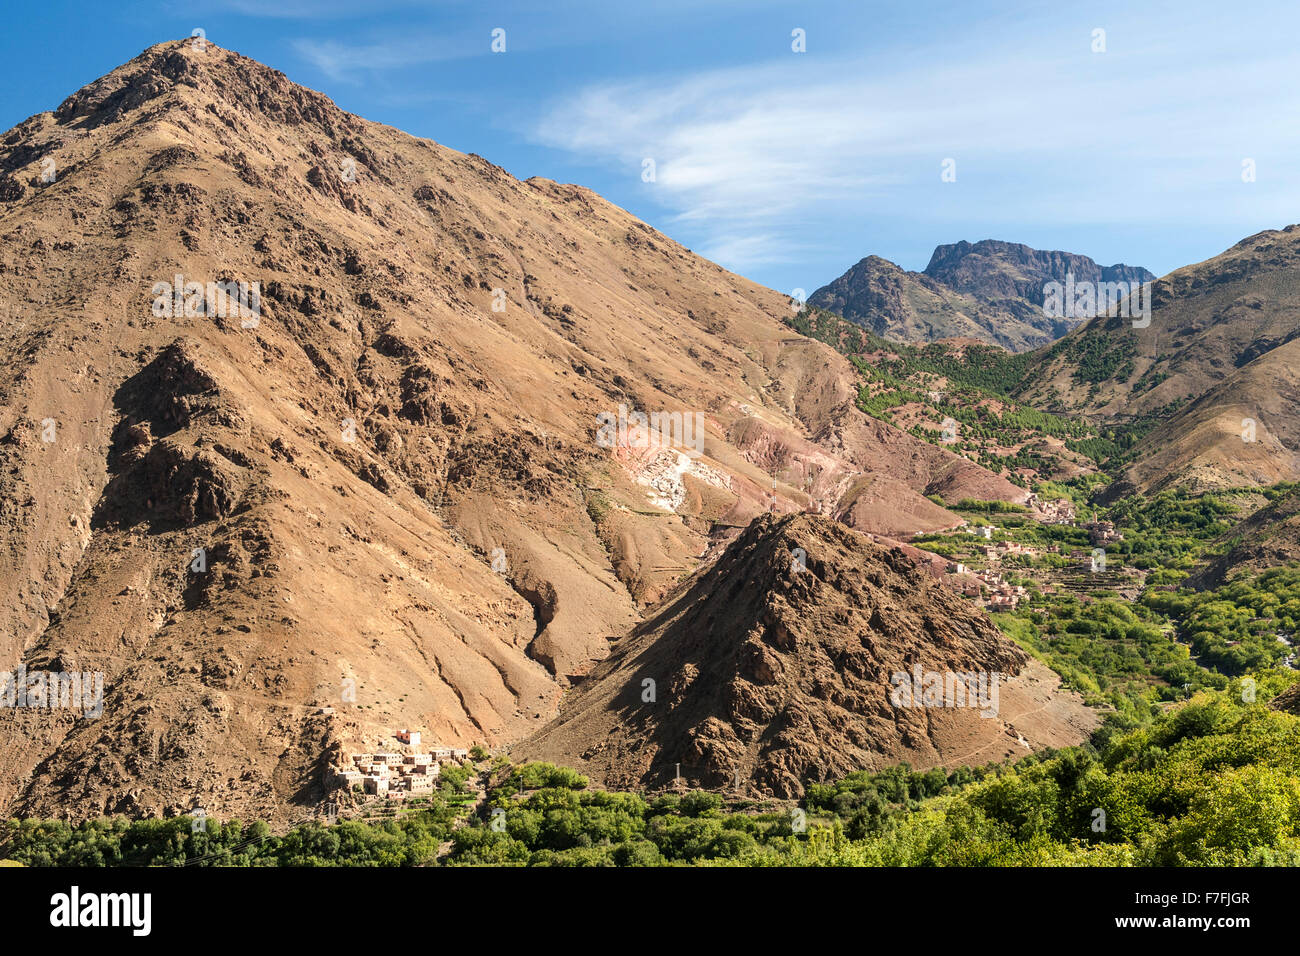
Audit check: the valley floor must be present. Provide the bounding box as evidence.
[6,478,1300,867]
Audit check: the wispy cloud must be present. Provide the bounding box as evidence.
[291,34,485,82]
[196,0,435,20]
[532,32,1300,274]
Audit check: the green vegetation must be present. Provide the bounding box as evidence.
[0,810,458,867]
[789,307,1115,482]
[995,595,1220,717]
[454,678,1300,867]
[951,499,1027,514]
[929,483,1297,719]
[11,675,1300,867]
[1144,567,1300,675]
[806,676,1300,866]
[1107,488,1242,569]
[7,464,1300,868]
[789,307,1197,482]
[789,307,1032,396]
[1041,325,1138,388]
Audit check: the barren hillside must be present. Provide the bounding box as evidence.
[0,40,1027,820]
[1018,225,1300,494]
[520,513,1098,797]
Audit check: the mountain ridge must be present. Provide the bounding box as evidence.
[520,512,1098,796]
[0,39,1033,821]
[1015,223,1300,496]
[809,240,1155,353]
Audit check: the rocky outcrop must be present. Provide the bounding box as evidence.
[809,240,1154,352]
[923,239,1153,307]
[520,514,1097,797]
[0,39,1031,821]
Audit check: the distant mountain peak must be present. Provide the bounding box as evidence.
[809,240,1155,352]
[923,238,1155,297]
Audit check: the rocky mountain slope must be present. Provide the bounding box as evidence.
[1270,682,1300,715]
[808,240,1153,353]
[1017,226,1300,495]
[1190,488,1300,588]
[0,40,1029,821]
[520,513,1098,797]
[924,240,1152,314]
[790,307,1106,487]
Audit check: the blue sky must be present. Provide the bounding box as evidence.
[3,0,1300,296]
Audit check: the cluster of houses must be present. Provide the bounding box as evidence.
[1030,496,1076,525]
[972,569,1028,609]
[947,562,1028,609]
[980,540,1040,562]
[984,583,1029,609]
[328,729,470,800]
[1068,548,1116,573]
[1084,520,1124,546]
[931,500,1132,612]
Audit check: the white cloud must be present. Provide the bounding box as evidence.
[199,0,432,19]
[697,232,800,271]
[291,35,480,82]
[532,40,1300,273]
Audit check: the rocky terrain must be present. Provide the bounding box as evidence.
[519,513,1098,797]
[1270,681,1300,715]
[0,40,1038,821]
[1018,225,1300,495]
[808,240,1153,352]
[1190,489,1300,588]
[923,240,1153,318]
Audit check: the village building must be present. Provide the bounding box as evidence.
[333,729,462,800]
[332,768,364,789]
[1085,520,1123,545]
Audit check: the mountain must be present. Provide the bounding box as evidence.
[923,240,1153,314]
[807,240,1154,353]
[0,40,1031,821]
[520,513,1098,797]
[1016,225,1300,495]
[790,308,1107,487]
[1189,489,1300,588]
